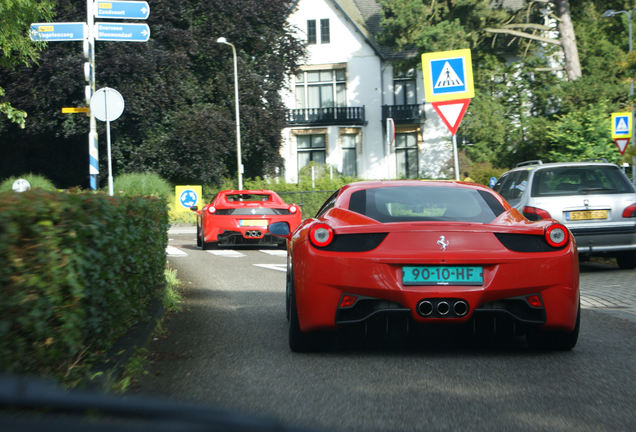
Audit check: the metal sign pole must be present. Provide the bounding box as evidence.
[87,0,98,190]
[452,134,460,181]
[103,93,114,196]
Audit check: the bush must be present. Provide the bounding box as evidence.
[0,190,168,384]
[0,173,57,192]
[111,172,172,200]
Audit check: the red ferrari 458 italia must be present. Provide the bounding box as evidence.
[191,189,302,249]
[269,180,580,352]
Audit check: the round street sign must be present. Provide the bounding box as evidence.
[90,87,125,122]
[12,179,31,193]
[179,189,198,208]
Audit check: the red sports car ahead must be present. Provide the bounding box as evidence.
[269,180,580,352]
[191,189,302,249]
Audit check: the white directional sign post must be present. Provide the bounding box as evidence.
[91,88,125,196]
[30,0,150,191]
[422,49,474,180]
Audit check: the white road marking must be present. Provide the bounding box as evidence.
[253,264,287,272]
[259,249,287,257]
[166,246,187,257]
[207,250,246,258]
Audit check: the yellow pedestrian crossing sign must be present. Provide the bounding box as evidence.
[421,49,474,102]
[611,112,632,139]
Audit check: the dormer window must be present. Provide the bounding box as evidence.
[307,20,316,44]
[320,19,330,43]
[306,19,330,45]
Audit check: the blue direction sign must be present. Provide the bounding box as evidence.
[30,22,86,41]
[95,1,150,20]
[179,190,199,209]
[96,23,150,42]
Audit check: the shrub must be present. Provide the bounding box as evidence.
[0,173,57,192]
[111,172,172,200]
[0,190,168,384]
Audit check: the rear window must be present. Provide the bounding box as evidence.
[531,166,635,197]
[224,194,272,202]
[348,186,504,223]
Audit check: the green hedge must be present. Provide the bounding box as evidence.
[0,190,168,383]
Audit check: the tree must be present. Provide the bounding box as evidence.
[378,0,630,168]
[0,0,54,127]
[0,0,305,187]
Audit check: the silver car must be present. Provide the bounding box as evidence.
[493,160,636,269]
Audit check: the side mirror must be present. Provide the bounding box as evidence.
[189,205,198,211]
[269,221,291,238]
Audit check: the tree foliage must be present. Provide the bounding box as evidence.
[0,0,304,188]
[0,0,54,127]
[379,0,635,170]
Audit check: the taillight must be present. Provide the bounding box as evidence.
[545,224,569,248]
[523,206,551,221]
[526,295,543,308]
[207,206,216,214]
[309,223,334,248]
[623,203,636,218]
[288,204,298,214]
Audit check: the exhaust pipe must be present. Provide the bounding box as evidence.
[417,300,434,316]
[436,301,450,316]
[453,300,469,317]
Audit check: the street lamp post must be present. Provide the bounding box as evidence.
[216,37,243,190]
[603,9,636,185]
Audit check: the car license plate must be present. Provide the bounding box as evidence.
[565,210,608,221]
[240,219,268,227]
[402,266,483,286]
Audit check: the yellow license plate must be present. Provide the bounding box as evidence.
[566,210,608,221]
[240,219,268,227]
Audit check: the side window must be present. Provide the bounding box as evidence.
[495,171,528,205]
[315,190,339,218]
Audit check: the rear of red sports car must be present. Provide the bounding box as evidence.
[196,190,302,248]
[281,181,579,352]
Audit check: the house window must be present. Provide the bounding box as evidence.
[341,133,357,177]
[295,68,346,108]
[394,70,417,105]
[297,134,326,170]
[307,20,316,44]
[320,19,330,43]
[395,132,418,178]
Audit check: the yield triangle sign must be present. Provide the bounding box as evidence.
[431,99,471,135]
[614,138,630,155]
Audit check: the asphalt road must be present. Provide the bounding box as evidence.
[137,230,636,432]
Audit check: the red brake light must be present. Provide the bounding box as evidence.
[207,206,216,214]
[523,206,551,221]
[309,223,334,247]
[545,224,569,248]
[526,295,543,308]
[339,295,357,308]
[288,204,298,214]
[623,203,636,218]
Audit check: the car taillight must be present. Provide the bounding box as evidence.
[623,203,636,218]
[523,206,551,221]
[545,223,569,248]
[288,204,298,214]
[207,206,216,214]
[309,223,334,248]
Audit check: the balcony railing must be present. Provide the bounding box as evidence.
[286,106,366,126]
[382,104,425,124]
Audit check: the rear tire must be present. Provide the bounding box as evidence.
[196,225,201,247]
[288,273,317,353]
[528,303,580,351]
[616,251,636,269]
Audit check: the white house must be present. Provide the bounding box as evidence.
[280,0,453,183]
